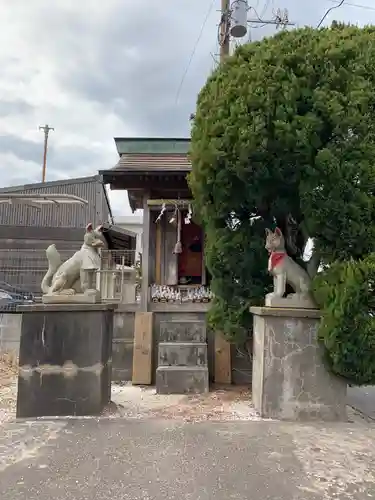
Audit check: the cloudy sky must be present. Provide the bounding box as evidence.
[0,0,373,216]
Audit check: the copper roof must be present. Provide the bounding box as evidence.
[113,153,191,172]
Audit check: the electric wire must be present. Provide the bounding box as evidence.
[317,0,345,28]
[328,0,375,11]
[174,0,216,104]
[260,0,271,18]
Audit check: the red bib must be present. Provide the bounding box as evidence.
[270,252,286,269]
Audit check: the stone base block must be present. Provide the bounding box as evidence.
[16,303,115,418]
[159,320,206,343]
[265,293,316,309]
[156,366,209,394]
[122,283,137,304]
[42,290,101,304]
[250,306,347,422]
[158,342,207,367]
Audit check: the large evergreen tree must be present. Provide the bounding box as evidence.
[189,24,375,358]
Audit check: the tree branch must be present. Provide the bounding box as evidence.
[306,248,321,278]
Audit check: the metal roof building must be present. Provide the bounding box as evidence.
[0,175,112,228]
[0,175,113,295]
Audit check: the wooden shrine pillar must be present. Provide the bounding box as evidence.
[141,193,151,311]
[155,219,162,284]
[133,195,154,385]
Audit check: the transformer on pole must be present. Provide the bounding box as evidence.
[229,0,248,38]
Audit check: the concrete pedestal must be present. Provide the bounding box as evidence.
[250,307,347,422]
[16,303,115,418]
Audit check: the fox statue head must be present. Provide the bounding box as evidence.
[265,227,286,254]
[83,223,106,249]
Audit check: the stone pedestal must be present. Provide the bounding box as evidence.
[156,320,209,394]
[42,290,100,304]
[16,303,115,418]
[158,342,208,367]
[250,306,347,422]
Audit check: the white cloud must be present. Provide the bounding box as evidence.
[0,152,42,185]
[0,0,373,216]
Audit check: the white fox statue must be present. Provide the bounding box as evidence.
[265,227,317,309]
[41,223,105,302]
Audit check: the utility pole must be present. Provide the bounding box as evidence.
[189,2,294,123]
[39,124,54,183]
[219,0,231,61]
[190,0,230,122]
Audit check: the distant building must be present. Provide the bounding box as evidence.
[115,215,143,260]
[0,174,112,246]
[0,175,113,293]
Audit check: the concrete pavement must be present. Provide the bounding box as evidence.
[1,418,375,499]
[348,386,375,421]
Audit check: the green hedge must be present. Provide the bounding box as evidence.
[313,255,375,385]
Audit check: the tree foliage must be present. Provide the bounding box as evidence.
[313,255,375,385]
[189,24,375,350]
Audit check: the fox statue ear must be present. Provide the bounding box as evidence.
[265,228,271,235]
[96,225,103,232]
[86,223,93,232]
[275,227,282,236]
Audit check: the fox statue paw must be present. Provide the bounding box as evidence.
[54,288,76,296]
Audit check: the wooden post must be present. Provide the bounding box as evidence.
[132,312,153,385]
[141,193,151,310]
[215,333,232,384]
[155,220,161,284]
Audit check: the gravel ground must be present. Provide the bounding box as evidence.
[0,367,371,426]
[0,366,261,424]
[107,382,262,422]
[0,354,18,424]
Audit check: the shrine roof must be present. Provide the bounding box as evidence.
[110,153,191,172]
[100,138,192,180]
[99,138,192,212]
[114,137,190,156]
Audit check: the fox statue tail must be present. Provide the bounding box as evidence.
[41,244,62,294]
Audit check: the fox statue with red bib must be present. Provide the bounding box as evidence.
[265,227,317,309]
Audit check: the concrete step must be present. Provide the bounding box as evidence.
[159,320,206,343]
[156,366,209,394]
[158,342,207,367]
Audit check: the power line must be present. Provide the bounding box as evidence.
[328,0,375,11]
[317,0,345,28]
[260,0,271,18]
[175,0,216,104]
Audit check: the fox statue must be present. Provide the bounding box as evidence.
[265,227,316,309]
[41,223,105,296]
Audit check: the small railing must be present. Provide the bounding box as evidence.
[0,248,140,307]
[99,249,140,303]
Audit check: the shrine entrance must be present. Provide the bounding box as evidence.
[178,219,203,285]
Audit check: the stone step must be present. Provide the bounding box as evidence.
[159,320,206,343]
[158,342,207,367]
[156,366,209,395]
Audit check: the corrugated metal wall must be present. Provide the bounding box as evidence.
[0,175,110,228]
[0,176,112,294]
[0,248,77,296]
